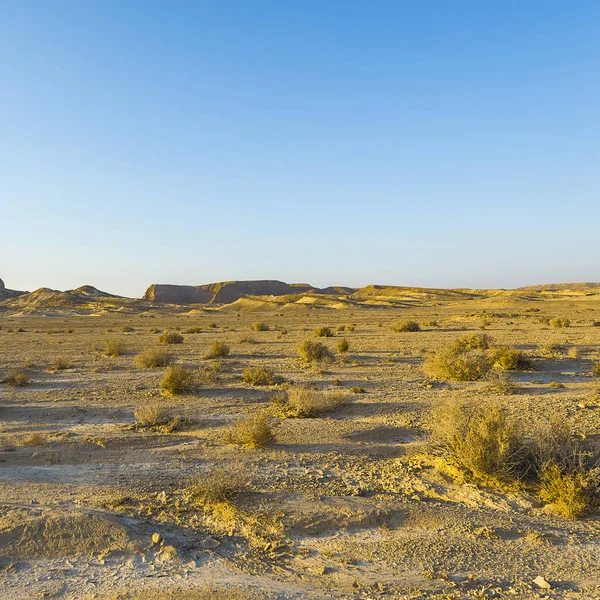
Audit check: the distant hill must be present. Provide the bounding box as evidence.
[0,278,28,301]
[143,280,357,304]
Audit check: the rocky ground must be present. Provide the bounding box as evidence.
[1,296,599,599]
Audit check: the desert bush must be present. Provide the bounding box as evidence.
[239,335,257,344]
[451,333,493,352]
[490,346,534,371]
[185,327,203,334]
[104,337,127,357]
[20,432,47,446]
[252,322,268,332]
[314,326,334,337]
[349,386,366,394]
[270,388,349,418]
[540,343,564,358]
[223,412,274,449]
[593,320,600,327]
[134,403,172,427]
[593,362,600,377]
[390,320,421,332]
[242,366,278,386]
[423,342,493,381]
[484,371,520,395]
[1,371,30,387]
[432,400,526,482]
[158,331,184,345]
[550,317,571,328]
[134,348,172,369]
[51,357,71,371]
[188,465,250,506]
[337,338,350,353]
[160,365,196,396]
[539,462,599,519]
[197,361,222,384]
[203,341,230,359]
[336,325,346,332]
[121,326,134,332]
[567,346,581,359]
[298,340,333,364]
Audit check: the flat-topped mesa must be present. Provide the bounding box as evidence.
[143,280,357,304]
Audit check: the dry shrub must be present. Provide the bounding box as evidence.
[593,362,600,377]
[423,344,492,382]
[203,341,230,359]
[242,366,278,386]
[252,322,268,332]
[20,432,47,446]
[160,365,196,396]
[337,338,350,353]
[490,346,534,371]
[432,399,526,482]
[567,346,581,359]
[51,358,71,371]
[314,326,333,337]
[188,465,250,506]
[270,388,349,418]
[104,337,127,357]
[134,348,172,369]
[197,361,222,384]
[484,371,520,395]
[540,343,564,358]
[134,403,182,432]
[1,370,30,387]
[298,340,333,364]
[158,331,184,344]
[223,412,274,449]
[550,317,571,328]
[390,320,421,332]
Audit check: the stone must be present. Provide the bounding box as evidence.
[533,576,551,590]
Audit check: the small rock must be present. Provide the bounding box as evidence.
[533,576,551,590]
[151,533,162,545]
[157,491,167,504]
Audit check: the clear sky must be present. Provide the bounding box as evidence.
[2,1,599,297]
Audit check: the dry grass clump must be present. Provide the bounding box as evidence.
[158,331,184,344]
[337,338,350,353]
[390,320,421,332]
[540,343,564,358]
[314,326,334,337]
[489,346,534,371]
[242,366,279,386]
[188,465,250,506]
[1,370,30,387]
[270,388,350,418]
[483,371,520,395]
[203,341,230,359]
[298,340,333,364]
[592,362,600,377]
[104,337,127,357]
[134,402,182,432]
[197,360,222,384]
[550,317,571,328]
[223,412,274,449]
[51,357,71,371]
[20,432,47,446]
[423,340,493,381]
[134,348,172,369]
[252,322,268,332]
[160,365,196,396]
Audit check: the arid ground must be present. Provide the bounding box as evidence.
[1,287,600,599]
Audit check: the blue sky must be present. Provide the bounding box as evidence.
[1,1,599,297]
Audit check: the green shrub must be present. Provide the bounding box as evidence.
[158,331,184,344]
[390,320,420,332]
[135,348,172,369]
[242,366,278,386]
[337,338,350,353]
[203,341,230,359]
[223,412,274,448]
[298,340,333,364]
[160,365,196,396]
[314,326,334,337]
[103,337,127,357]
[550,317,571,328]
[1,371,30,387]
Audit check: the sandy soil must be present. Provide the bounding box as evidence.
[1,297,599,599]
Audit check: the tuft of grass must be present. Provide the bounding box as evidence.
[270,388,350,418]
[134,403,182,432]
[484,371,520,395]
[390,320,421,332]
[337,338,350,353]
[197,360,222,384]
[242,366,278,386]
[134,348,172,369]
[550,317,571,328]
[188,465,250,506]
[252,322,268,332]
[1,371,30,387]
[160,365,196,396]
[20,432,47,446]
[592,362,600,377]
[314,326,334,337]
[51,357,71,371]
[158,331,184,344]
[223,412,274,449]
[203,341,230,359]
[298,340,333,364]
[103,337,127,357]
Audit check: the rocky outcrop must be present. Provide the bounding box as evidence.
[143,280,358,305]
[1,286,118,310]
[0,278,28,301]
